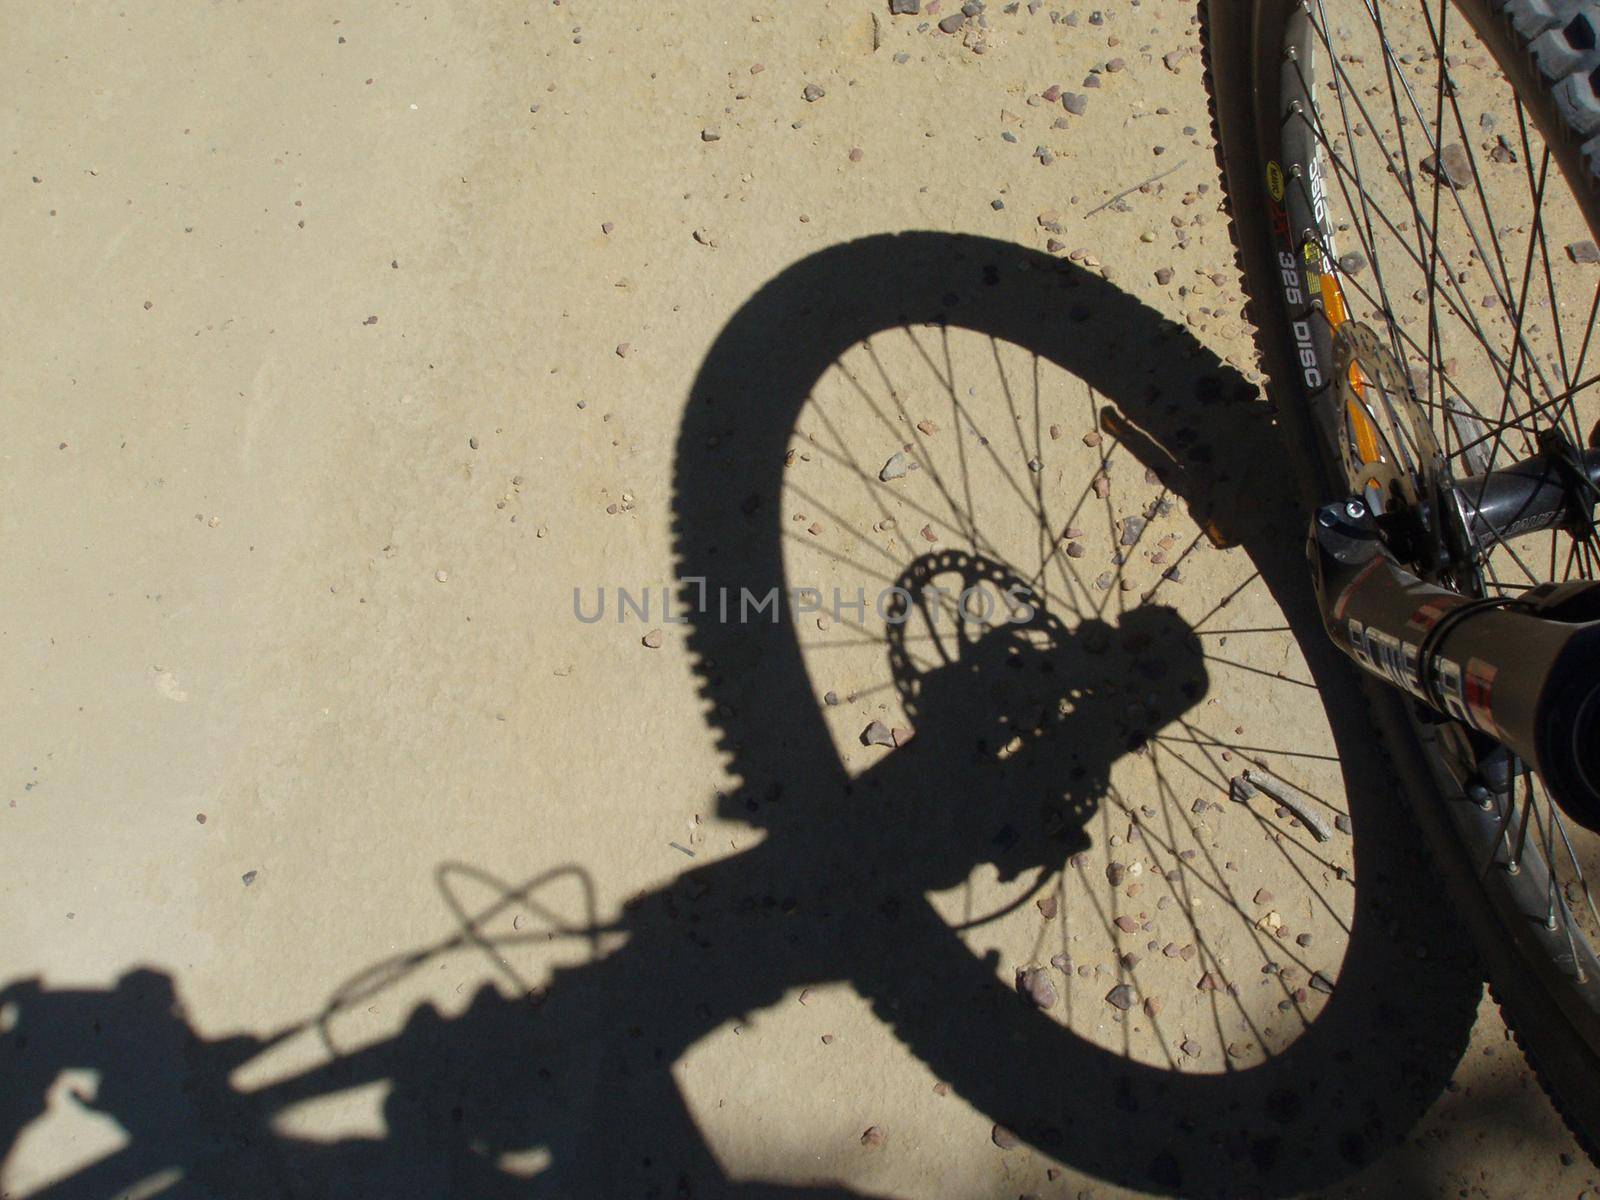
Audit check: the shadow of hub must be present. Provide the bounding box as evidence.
[877,550,1208,879]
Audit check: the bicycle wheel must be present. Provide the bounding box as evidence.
[1205,0,1600,1151]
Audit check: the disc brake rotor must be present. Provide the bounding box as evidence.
[1333,320,1432,512]
[1333,320,1481,586]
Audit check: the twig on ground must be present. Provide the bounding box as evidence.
[1243,769,1333,842]
[1084,159,1189,217]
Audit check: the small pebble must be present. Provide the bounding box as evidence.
[1421,143,1471,189]
[862,720,895,748]
[1019,967,1058,1009]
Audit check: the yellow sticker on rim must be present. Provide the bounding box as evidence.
[1266,161,1285,202]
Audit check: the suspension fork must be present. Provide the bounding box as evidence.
[1309,497,1600,828]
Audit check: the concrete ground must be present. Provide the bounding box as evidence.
[3,1,1595,1196]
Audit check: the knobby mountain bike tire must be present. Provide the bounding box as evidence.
[1205,0,1600,1156]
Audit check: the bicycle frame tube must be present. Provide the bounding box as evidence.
[1309,499,1600,827]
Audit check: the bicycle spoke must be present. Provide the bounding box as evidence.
[1471,144,1549,515]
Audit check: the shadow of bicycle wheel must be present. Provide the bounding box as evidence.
[668,231,1483,1196]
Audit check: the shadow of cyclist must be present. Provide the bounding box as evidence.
[0,583,1205,1200]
